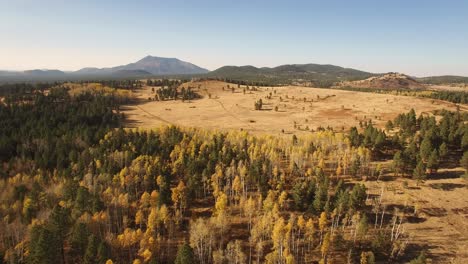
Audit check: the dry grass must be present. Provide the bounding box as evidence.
[364,170,468,263]
[122,80,462,135]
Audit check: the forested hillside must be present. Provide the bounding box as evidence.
[0,81,466,264]
[206,64,374,87]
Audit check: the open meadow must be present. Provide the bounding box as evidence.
[123,80,463,135]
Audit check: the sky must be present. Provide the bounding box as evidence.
[1,0,467,76]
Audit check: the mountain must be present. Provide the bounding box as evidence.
[206,63,375,87]
[2,57,467,86]
[337,72,426,90]
[73,56,209,76]
[0,56,209,82]
[111,69,153,77]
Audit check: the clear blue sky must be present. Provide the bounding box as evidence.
[1,0,467,76]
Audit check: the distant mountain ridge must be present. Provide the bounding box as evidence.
[1,57,467,86]
[0,56,209,81]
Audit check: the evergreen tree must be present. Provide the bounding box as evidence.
[426,150,439,174]
[70,222,91,259]
[97,241,111,264]
[174,243,196,264]
[83,234,98,264]
[413,161,426,184]
[48,205,71,264]
[460,151,468,174]
[28,225,60,264]
[439,142,448,159]
[419,136,433,161]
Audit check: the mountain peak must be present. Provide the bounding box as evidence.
[72,56,208,76]
[138,55,178,63]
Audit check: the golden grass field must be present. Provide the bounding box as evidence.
[123,80,463,135]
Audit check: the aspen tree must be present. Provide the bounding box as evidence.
[318,212,327,244]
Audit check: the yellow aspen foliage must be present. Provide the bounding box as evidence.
[147,208,158,232]
[272,203,280,219]
[211,165,223,198]
[336,164,342,176]
[135,210,143,226]
[243,196,256,230]
[95,159,102,169]
[140,192,151,209]
[105,260,114,264]
[284,248,295,264]
[140,249,152,262]
[360,251,368,264]
[117,228,143,248]
[360,251,375,264]
[319,212,327,233]
[159,204,170,225]
[297,215,306,231]
[232,175,242,201]
[318,158,325,169]
[22,197,33,216]
[319,211,328,228]
[149,190,159,206]
[171,180,187,213]
[156,175,164,187]
[321,232,330,258]
[263,190,276,212]
[271,217,287,253]
[212,249,224,264]
[278,191,288,210]
[306,218,316,245]
[215,192,228,216]
[119,167,128,187]
[273,166,279,179]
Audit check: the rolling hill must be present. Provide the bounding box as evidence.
[205,63,375,87]
[337,72,426,90]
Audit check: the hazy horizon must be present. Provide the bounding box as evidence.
[1,0,468,77]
